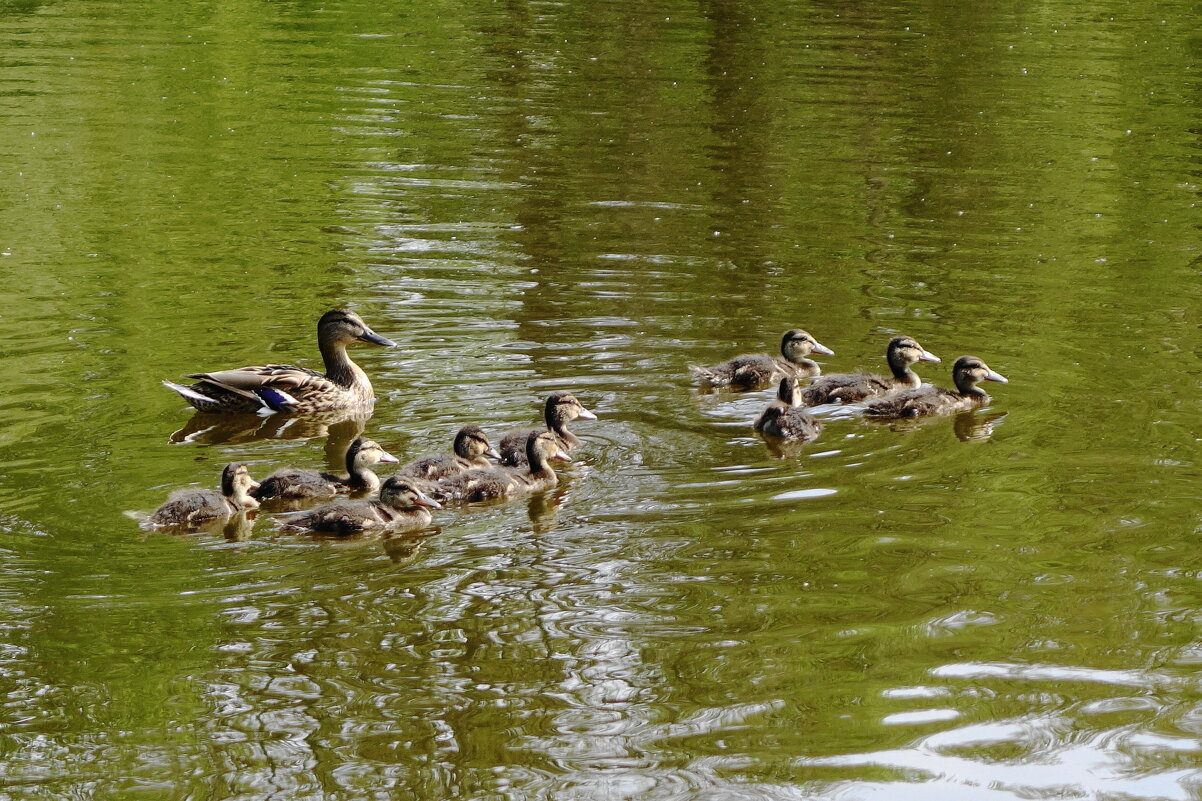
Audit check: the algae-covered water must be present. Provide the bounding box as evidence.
[2,0,1201,798]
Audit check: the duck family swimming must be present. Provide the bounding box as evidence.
[149,310,1008,541]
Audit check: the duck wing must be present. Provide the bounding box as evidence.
[188,364,334,410]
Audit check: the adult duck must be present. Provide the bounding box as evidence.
[283,477,441,536]
[394,426,501,482]
[754,377,823,441]
[149,463,260,527]
[863,356,1007,418]
[802,336,939,405]
[252,437,399,501]
[690,329,833,389]
[163,309,396,413]
[435,430,571,503]
[498,392,596,467]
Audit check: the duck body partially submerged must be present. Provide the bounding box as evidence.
[395,426,500,482]
[252,438,399,501]
[691,329,833,389]
[863,355,1007,418]
[149,463,260,527]
[435,431,571,503]
[163,309,396,414]
[283,478,441,536]
[803,336,939,405]
[498,392,596,467]
[754,377,823,442]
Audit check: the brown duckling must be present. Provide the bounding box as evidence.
[252,437,399,501]
[802,336,940,405]
[690,329,834,389]
[393,426,501,481]
[863,355,1008,418]
[498,391,596,467]
[163,309,396,414]
[149,463,260,527]
[283,477,441,536]
[435,430,571,503]
[753,377,823,441]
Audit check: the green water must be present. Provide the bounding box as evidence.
[2,0,1202,798]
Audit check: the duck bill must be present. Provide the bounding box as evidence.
[575,407,598,421]
[919,350,941,364]
[414,490,443,510]
[984,369,1008,384]
[247,480,261,493]
[377,450,401,464]
[810,342,835,356]
[552,452,573,462]
[358,327,397,347]
[486,447,502,461]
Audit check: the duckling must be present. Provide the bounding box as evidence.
[690,329,834,389]
[283,477,442,536]
[394,426,501,481]
[149,463,260,527]
[498,391,597,467]
[753,377,823,441]
[435,430,571,503]
[163,309,396,414]
[802,336,940,405]
[252,438,399,501]
[863,356,1008,418]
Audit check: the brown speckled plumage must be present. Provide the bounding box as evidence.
[802,336,940,405]
[163,309,396,413]
[754,377,823,442]
[863,356,1008,418]
[252,438,399,501]
[690,329,834,389]
[394,426,500,481]
[283,477,441,536]
[498,392,596,467]
[149,463,260,527]
[436,431,571,503]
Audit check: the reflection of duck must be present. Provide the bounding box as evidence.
[394,426,500,481]
[498,392,596,467]
[690,329,834,389]
[754,377,822,441]
[435,431,571,502]
[802,336,939,405]
[382,531,433,566]
[864,356,1007,418]
[954,410,1009,441]
[283,477,441,536]
[253,438,399,501]
[149,463,260,527]
[163,309,396,413]
[169,409,368,448]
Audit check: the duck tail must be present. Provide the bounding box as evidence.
[162,380,213,406]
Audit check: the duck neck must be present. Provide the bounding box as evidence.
[782,356,819,376]
[887,352,920,387]
[526,446,556,479]
[347,466,380,492]
[320,340,371,394]
[954,374,988,400]
[547,413,578,446]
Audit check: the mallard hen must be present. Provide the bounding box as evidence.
[163,309,396,413]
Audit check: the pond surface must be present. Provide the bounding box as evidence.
[2,0,1202,798]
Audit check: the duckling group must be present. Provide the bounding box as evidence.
[149,310,1007,536]
[150,310,596,536]
[696,331,1008,443]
